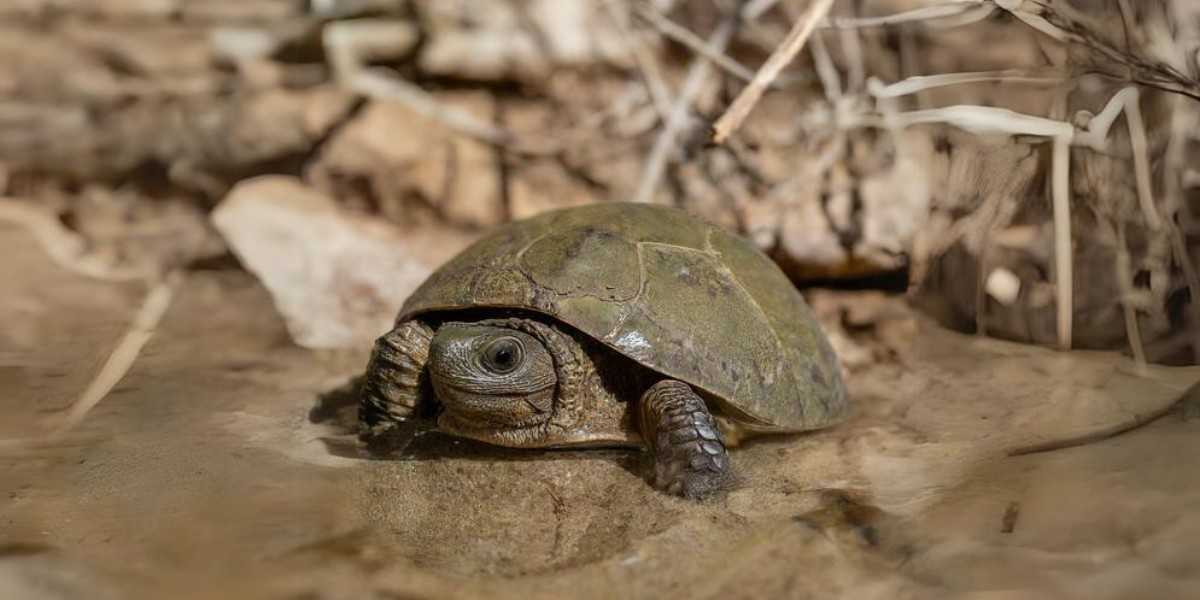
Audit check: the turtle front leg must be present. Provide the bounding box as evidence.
[639,380,731,499]
[360,320,435,431]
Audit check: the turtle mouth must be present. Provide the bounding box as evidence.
[431,378,553,434]
[437,409,545,433]
[437,409,551,448]
[439,397,549,428]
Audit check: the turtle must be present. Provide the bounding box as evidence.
[359,202,849,498]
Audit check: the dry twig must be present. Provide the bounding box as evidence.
[633,3,759,84]
[633,14,737,203]
[711,0,835,144]
[603,0,674,121]
[824,0,995,30]
[1115,221,1148,370]
[995,0,1200,102]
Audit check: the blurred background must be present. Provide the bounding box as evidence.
[1,0,1198,361]
[3,1,1200,599]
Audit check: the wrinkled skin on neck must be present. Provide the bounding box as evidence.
[427,319,636,448]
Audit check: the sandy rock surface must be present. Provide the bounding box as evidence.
[3,223,1199,599]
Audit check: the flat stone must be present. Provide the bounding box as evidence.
[211,175,474,348]
[308,94,505,229]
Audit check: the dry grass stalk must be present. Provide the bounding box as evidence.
[858,68,1192,351]
[1122,88,1163,232]
[633,3,759,84]
[809,27,842,102]
[993,0,1068,42]
[823,1,995,30]
[998,0,1200,102]
[634,14,737,203]
[868,70,1063,99]
[51,270,184,438]
[1050,134,1073,350]
[1115,221,1148,371]
[835,13,865,92]
[603,0,674,121]
[711,0,835,144]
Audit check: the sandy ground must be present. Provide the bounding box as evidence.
[2,220,1199,600]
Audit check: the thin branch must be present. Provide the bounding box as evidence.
[1070,86,1163,230]
[809,28,842,103]
[634,15,737,203]
[604,0,673,121]
[997,0,1200,102]
[633,3,760,85]
[1115,221,1148,370]
[741,0,780,20]
[1123,87,1162,231]
[1073,87,1137,149]
[712,0,835,144]
[836,6,866,92]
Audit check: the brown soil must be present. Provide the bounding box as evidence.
[3,221,1198,599]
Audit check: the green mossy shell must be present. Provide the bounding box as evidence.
[398,203,849,431]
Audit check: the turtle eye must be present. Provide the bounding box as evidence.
[482,337,523,374]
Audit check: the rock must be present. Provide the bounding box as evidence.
[0,553,122,600]
[308,94,505,229]
[508,161,598,221]
[415,0,634,83]
[211,175,474,349]
[502,93,643,203]
[60,22,213,77]
[67,0,180,19]
[179,0,300,22]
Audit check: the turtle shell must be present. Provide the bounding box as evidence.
[398,202,849,431]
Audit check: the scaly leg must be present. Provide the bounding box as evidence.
[359,320,434,430]
[639,380,731,498]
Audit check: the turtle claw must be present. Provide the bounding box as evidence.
[652,443,730,499]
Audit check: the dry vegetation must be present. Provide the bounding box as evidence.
[4,3,1200,598]
[1,0,1198,362]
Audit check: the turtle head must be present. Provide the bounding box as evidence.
[428,322,557,442]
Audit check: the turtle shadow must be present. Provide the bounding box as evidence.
[308,375,644,470]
